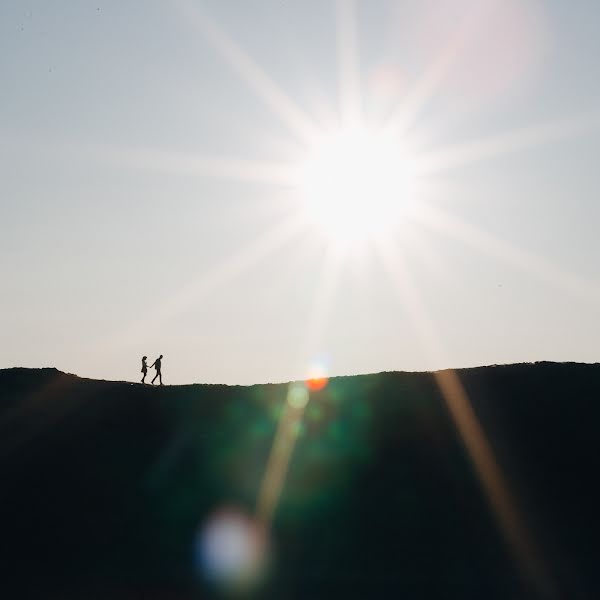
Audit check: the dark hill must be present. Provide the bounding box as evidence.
[1,363,599,599]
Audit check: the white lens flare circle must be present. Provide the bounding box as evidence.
[197,508,268,589]
[300,127,416,246]
[287,382,310,409]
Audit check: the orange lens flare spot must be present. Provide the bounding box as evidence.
[305,377,328,392]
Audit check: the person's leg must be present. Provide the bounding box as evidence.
[152,372,157,384]
[159,372,162,385]
[142,373,146,383]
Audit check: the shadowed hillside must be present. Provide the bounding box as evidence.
[1,363,599,599]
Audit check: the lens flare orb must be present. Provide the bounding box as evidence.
[197,507,268,589]
[287,382,310,409]
[304,361,329,393]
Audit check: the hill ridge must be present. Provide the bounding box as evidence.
[1,362,599,598]
[2,359,598,388]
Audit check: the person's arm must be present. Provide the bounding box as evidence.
[150,361,155,368]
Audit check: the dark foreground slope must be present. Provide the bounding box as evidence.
[1,363,599,599]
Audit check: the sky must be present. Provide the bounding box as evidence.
[1,0,600,385]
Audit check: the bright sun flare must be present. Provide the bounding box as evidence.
[299,126,417,246]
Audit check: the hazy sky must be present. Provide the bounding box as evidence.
[2,0,600,384]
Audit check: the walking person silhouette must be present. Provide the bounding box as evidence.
[151,355,163,385]
[141,356,148,384]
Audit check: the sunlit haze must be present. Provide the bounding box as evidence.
[2,0,600,384]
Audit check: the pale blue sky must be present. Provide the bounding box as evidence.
[1,0,599,384]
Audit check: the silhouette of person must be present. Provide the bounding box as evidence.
[151,355,163,385]
[141,356,148,384]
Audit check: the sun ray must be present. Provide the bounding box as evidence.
[335,0,362,128]
[414,111,600,174]
[255,248,348,527]
[373,236,446,363]
[294,244,345,374]
[22,139,301,187]
[372,236,555,598]
[416,204,600,304]
[432,368,556,599]
[256,247,346,528]
[106,146,300,186]
[256,244,345,528]
[383,3,489,136]
[176,0,320,143]
[100,213,310,349]
[255,239,350,529]
[256,384,308,527]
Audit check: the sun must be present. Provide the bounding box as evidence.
[298,125,418,247]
